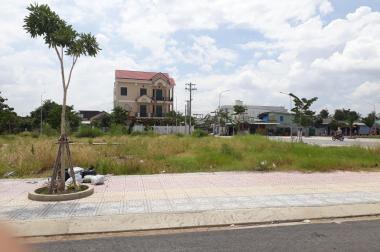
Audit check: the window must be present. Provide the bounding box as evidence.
[155,89,163,100]
[140,88,147,96]
[155,105,163,117]
[279,116,284,122]
[120,87,128,96]
[140,105,147,117]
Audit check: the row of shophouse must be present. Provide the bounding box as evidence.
[216,100,380,136]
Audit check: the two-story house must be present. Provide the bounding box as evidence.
[114,70,175,119]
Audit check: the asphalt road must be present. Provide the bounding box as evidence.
[33,219,380,252]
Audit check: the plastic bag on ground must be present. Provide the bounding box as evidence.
[73,167,84,174]
[83,168,97,177]
[65,173,83,185]
[91,175,105,185]
[83,175,94,183]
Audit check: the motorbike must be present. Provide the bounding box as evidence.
[332,134,344,141]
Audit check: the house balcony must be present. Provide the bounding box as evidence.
[152,96,173,102]
[135,112,167,118]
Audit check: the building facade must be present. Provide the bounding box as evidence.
[114,70,175,118]
[220,100,288,120]
[258,111,297,136]
[217,100,300,135]
[78,110,108,125]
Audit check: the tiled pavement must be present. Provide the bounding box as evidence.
[2,172,380,221]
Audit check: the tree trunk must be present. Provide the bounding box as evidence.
[50,47,78,193]
[61,89,67,135]
[57,89,67,191]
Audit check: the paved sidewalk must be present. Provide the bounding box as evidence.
[2,172,380,236]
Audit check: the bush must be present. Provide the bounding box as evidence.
[75,125,103,138]
[192,129,208,137]
[108,124,128,136]
[18,131,33,137]
[42,123,58,137]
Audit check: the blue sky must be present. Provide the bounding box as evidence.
[1,0,380,116]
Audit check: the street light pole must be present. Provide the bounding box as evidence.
[185,83,197,134]
[218,90,230,135]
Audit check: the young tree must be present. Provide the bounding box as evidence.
[195,113,214,132]
[92,113,112,129]
[217,109,231,126]
[319,109,329,119]
[30,100,80,132]
[111,106,129,125]
[165,111,185,125]
[24,4,100,193]
[289,93,318,141]
[233,105,247,134]
[362,112,377,135]
[314,109,330,129]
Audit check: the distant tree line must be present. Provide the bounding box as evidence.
[0,92,192,135]
[0,93,82,135]
[1,91,378,136]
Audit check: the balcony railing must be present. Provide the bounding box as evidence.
[136,96,173,102]
[135,112,167,118]
[152,96,173,102]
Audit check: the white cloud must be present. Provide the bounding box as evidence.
[351,81,380,99]
[113,0,333,60]
[312,36,380,73]
[184,36,237,72]
[1,0,380,118]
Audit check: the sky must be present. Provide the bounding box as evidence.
[1,0,380,117]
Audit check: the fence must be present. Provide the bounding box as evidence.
[132,125,194,135]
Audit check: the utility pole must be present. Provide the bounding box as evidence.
[218,90,230,135]
[184,101,188,133]
[280,91,293,139]
[185,83,197,134]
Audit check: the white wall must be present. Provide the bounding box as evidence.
[133,125,194,134]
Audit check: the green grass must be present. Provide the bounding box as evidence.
[1,134,380,178]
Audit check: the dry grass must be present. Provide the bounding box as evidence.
[1,134,380,178]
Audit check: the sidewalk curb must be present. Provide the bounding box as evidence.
[5,203,380,237]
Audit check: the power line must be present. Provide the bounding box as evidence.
[185,83,197,134]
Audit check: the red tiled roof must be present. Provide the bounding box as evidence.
[115,70,176,86]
